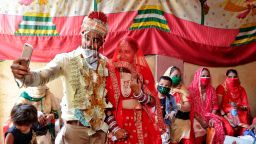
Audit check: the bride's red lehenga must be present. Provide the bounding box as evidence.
[106,37,164,144]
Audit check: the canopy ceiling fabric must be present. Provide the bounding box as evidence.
[0,0,255,66]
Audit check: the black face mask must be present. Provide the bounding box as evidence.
[157,85,170,95]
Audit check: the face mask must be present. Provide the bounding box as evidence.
[84,49,97,57]
[226,78,240,87]
[157,85,170,95]
[171,76,181,86]
[200,77,210,86]
[83,49,98,65]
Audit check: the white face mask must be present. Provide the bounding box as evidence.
[84,49,96,57]
[82,49,98,65]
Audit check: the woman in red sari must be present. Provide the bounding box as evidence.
[216,69,250,136]
[105,37,165,144]
[189,67,225,144]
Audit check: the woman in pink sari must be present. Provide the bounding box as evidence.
[105,37,165,144]
[189,67,225,144]
[216,69,250,136]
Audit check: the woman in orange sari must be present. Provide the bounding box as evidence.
[216,69,250,136]
[189,67,225,144]
[105,37,165,144]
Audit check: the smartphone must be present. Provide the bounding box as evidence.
[21,43,33,66]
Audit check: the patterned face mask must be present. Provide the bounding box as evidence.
[157,85,170,95]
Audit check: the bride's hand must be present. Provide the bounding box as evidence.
[130,77,142,95]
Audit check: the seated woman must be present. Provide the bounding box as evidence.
[216,69,250,136]
[105,37,165,143]
[163,66,191,144]
[189,67,225,144]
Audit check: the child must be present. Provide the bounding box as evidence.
[157,76,178,144]
[229,102,241,127]
[5,103,38,144]
[226,117,256,144]
[242,117,256,143]
[17,85,60,144]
